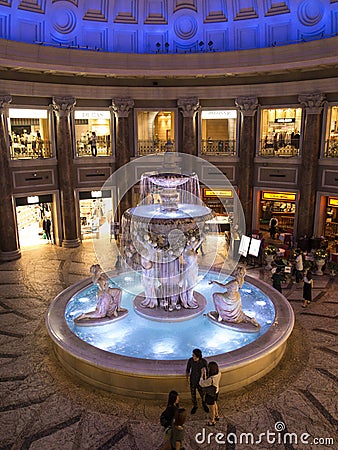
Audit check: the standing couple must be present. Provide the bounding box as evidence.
[186,348,221,426]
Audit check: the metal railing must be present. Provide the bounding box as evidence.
[138,139,175,156]
[10,140,52,159]
[200,139,236,156]
[76,136,112,157]
[258,140,299,157]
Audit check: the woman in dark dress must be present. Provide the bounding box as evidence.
[302,271,313,307]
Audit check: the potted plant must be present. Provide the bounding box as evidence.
[328,260,338,277]
[264,244,277,270]
[314,248,328,275]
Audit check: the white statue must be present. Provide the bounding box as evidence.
[180,244,199,308]
[76,265,124,321]
[209,267,259,327]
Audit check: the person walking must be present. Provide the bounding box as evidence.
[170,408,187,450]
[269,216,278,239]
[302,271,313,308]
[199,361,221,426]
[42,216,52,242]
[295,250,304,283]
[186,348,209,414]
[90,131,98,156]
[159,390,180,450]
[271,267,285,293]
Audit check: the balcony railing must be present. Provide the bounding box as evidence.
[324,139,338,158]
[10,140,52,159]
[76,136,112,157]
[138,139,175,156]
[200,139,236,156]
[258,140,299,157]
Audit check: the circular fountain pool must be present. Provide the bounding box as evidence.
[46,270,294,399]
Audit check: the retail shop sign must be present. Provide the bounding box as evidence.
[262,192,296,201]
[275,118,295,123]
[204,189,233,198]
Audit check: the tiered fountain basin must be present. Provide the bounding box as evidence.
[46,270,294,400]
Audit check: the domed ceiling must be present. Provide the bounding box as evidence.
[0,0,336,54]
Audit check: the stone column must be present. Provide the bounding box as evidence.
[0,95,21,261]
[297,93,326,239]
[52,96,80,248]
[111,97,134,218]
[177,97,200,156]
[235,96,259,234]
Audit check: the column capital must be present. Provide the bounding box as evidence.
[235,96,258,117]
[52,96,76,117]
[0,95,12,114]
[111,97,134,118]
[177,97,200,117]
[298,93,326,114]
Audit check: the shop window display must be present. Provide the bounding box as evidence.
[200,110,237,155]
[74,110,112,157]
[137,111,175,155]
[8,109,52,159]
[324,199,338,240]
[80,196,113,240]
[259,192,296,234]
[259,108,302,157]
[325,105,338,158]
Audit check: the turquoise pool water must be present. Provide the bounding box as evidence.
[65,271,275,360]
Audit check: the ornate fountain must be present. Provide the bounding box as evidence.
[46,155,294,399]
[121,172,213,318]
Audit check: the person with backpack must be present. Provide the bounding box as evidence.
[159,390,180,450]
[199,361,221,426]
[170,408,187,450]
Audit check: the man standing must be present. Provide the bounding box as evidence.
[42,216,52,242]
[186,348,209,414]
[269,216,278,239]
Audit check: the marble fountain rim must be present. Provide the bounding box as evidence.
[46,271,295,377]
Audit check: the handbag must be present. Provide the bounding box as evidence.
[204,379,216,398]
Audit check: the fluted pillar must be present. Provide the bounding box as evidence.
[177,97,199,156]
[297,93,326,238]
[111,97,134,217]
[235,96,259,234]
[0,95,21,261]
[52,96,80,248]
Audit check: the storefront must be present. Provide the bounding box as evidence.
[74,110,112,157]
[323,197,338,240]
[259,107,302,157]
[202,188,234,231]
[324,105,338,157]
[8,108,52,159]
[136,110,176,155]
[200,109,238,155]
[79,190,113,240]
[258,191,297,233]
[15,194,55,247]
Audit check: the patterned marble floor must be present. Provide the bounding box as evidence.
[0,241,337,449]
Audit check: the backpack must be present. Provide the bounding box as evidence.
[160,408,172,429]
